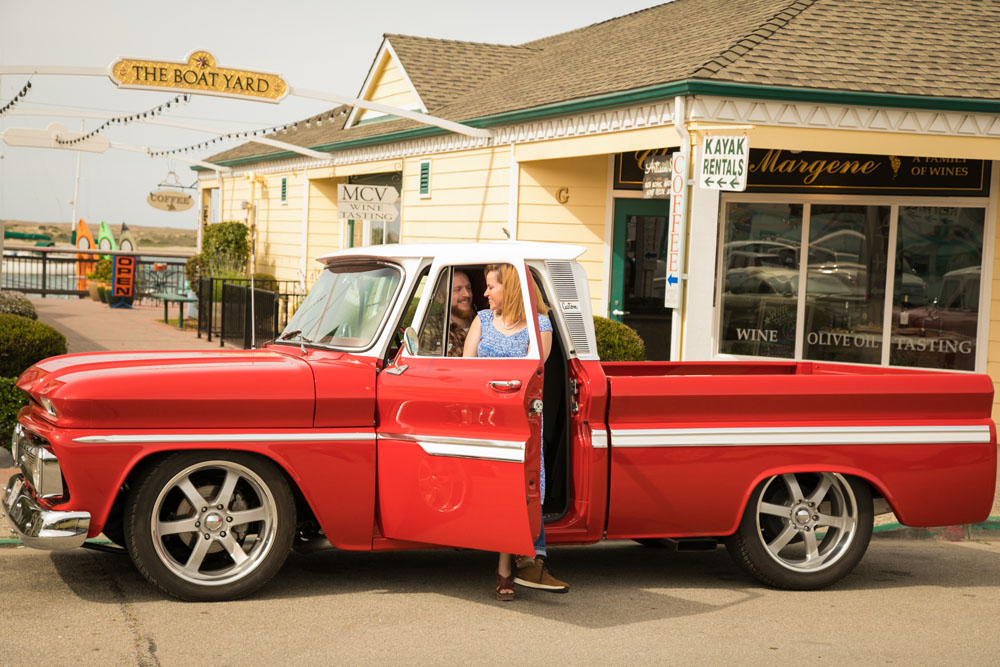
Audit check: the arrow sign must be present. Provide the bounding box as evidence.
[667,275,678,286]
[697,135,749,192]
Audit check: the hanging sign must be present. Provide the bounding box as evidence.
[698,136,749,191]
[664,151,687,310]
[147,190,194,212]
[109,51,288,103]
[642,155,672,199]
[337,184,400,222]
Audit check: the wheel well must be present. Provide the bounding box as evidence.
[724,470,886,538]
[101,449,318,539]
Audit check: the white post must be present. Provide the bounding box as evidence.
[300,175,310,293]
[70,120,83,240]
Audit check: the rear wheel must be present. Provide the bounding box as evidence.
[726,472,873,590]
[124,452,295,601]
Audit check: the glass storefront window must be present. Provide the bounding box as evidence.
[718,200,987,372]
[803,205,889,364]
[890,206,984,371]
[719,203,803,358]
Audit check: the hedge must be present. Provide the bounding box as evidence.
[0,290,37,320]
[0,313,67,378]
[1,377,27,453]
[593,316,645,361]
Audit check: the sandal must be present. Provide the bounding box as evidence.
[496,570,515,601]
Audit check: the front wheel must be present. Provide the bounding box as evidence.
[124,452,295,601]
[726,472,873,590]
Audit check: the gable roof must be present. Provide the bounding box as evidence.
[203,0,1000,167]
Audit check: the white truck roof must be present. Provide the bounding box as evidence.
[316,241,586,265]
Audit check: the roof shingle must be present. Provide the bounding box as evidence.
[205,0,1000,165]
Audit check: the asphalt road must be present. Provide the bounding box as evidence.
[1,537,998,666]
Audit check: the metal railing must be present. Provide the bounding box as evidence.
[1,245,191,299]
[197,277,303,347]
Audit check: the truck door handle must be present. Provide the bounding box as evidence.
[612,309,629,316]
[488,380,522,392]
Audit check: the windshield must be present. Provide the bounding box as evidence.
[278,262,402,349]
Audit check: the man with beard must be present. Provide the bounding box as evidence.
[446,270,475,356]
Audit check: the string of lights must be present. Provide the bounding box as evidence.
[0,80,32,117]
[54,94,191,146]
[148,107,349,157]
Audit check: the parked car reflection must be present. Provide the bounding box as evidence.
[892,266,979,371]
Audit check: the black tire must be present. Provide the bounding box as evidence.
[725,472,873,590]
[124,451,295,601]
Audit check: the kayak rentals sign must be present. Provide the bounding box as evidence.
[109,51,288,103]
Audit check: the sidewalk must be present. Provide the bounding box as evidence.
[28,296,232,353]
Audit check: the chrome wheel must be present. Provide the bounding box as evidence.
[755,473,858,572]
[125,452,294,601]
[151,461,278,585]
[727,472,873,590]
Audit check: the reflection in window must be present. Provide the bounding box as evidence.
[719,203,803,358]
[891,207,984,371]
[803,205,889,364]
[279,263,401,349]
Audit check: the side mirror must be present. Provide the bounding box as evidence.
[403,327,418,356]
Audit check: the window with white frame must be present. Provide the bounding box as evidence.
[718,197,988,371]
[346,172,401,248]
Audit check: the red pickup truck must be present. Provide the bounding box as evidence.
[4,242,996,601]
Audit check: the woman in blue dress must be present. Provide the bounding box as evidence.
[463,263,569,601]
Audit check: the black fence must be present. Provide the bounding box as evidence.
[1,246,189,299]
[197,277,303,348]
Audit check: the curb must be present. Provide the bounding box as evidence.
[873,518,1000,540]
[0,537,114,548]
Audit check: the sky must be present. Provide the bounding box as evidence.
[0,0,665,230]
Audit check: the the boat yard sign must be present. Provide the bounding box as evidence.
[109,51,288,103]
[698,135,749,191]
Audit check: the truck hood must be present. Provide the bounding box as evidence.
[17,349,317,429]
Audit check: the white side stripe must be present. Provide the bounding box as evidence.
[73,432,376,444]
[609,425,992,448]
[378,433,525,463]
[591,428,608,449]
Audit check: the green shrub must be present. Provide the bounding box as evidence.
[86,258,113,283]
[203,221,250,275]
[185,253,205,298]
[0,314,67,377]
[1,377,27,452]
[593,316,645,361]
[0,290,37,320]
[252,273,278,292]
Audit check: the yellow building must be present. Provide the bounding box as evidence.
[197,0,1000,414]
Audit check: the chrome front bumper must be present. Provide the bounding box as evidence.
[2,474,90,550]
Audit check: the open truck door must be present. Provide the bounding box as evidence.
[375,261,543,554]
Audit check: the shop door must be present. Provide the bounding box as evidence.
[610,198,673,360]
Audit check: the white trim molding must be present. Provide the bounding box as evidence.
[379,432,525,463]
[73,432,376,444]
[609,424,992,448]
[690,96,1000,138]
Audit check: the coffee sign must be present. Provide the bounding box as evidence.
[110,51,288,103]
[147,190,194,212]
